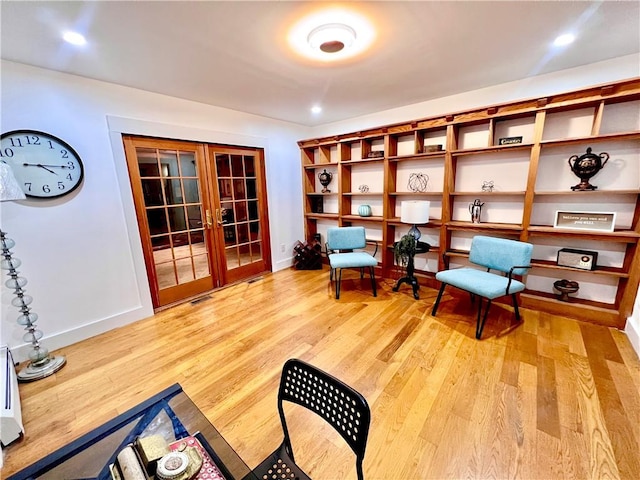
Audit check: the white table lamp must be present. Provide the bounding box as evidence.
[400,201,430,240]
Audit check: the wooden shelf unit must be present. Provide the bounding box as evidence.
[299,78,640,328]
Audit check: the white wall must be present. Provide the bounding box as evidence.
[1,61,308,362]
[311,54,640,138]
[626,292,640,357]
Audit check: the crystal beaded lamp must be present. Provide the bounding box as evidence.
[0,161,66,381]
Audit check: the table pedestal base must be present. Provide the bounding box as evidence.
[392,241,430,300]
[393,275,421,299]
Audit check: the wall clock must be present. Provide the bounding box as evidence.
[0,130,84,199]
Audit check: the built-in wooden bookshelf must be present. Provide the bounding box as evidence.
[299,78,640,328]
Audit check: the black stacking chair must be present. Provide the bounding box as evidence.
[250,359,371,480]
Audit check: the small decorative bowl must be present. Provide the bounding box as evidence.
[553,279,579,302]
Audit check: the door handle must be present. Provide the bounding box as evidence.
[216,208,223,225]
[205,210,213,229]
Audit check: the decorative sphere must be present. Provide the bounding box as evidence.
[1,257,21,270]
[23,329,44,343]
[6,276,27,289]
[12,294,33,307]
[358,205,372,217]
[2,237,15,249]
[17,312,38,325]
[29,346,49,364]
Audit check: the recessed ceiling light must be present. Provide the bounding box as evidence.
[63,31,87,46]
[311,105,322,114]
[553,33,575,47]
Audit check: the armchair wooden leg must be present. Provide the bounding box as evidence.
[336,269,342,299]
[369,266,377,297]
[431,283,447,316]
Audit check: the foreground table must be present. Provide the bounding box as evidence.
[8,383,256,480]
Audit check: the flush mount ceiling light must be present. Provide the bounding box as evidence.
[308,23,356,53]
[288,8,374,62]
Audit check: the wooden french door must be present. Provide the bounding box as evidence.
[210,146,271,284]
[123,136,271,308]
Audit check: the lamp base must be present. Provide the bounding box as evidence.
[17,355,66,382]
[408,224,421,240]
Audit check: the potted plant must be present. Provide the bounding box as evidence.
[394,234,417,271]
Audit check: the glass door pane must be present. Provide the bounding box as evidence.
[215,153,263,275]
[137,147,212,294]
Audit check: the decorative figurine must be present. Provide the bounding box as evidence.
[553,279,579,301]
[469,199,485,223]
[568,147,609,191]
[481,180,495,192]
[408,173,429,192]
[358,184,370,193]
[318,169,333,193]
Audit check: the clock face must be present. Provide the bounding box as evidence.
[0,130,84,199]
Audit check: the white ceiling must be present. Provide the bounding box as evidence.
[1,1,639,127]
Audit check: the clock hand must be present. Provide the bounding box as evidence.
[22,163,70,168]
[22,163,58,175]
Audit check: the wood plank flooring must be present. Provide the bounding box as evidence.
[3,267,640,479]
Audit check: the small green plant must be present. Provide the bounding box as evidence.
[394,234,417,269]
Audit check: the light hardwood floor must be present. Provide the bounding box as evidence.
[3,267,640,479]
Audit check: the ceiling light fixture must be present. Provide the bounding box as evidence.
[288,8,375,62]
[63,31,87,46]
[553,33,575,47]
[311,105,322,114]
[308,23,356,53]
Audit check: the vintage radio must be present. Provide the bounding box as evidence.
[557,248,598,271]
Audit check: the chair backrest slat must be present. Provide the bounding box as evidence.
[469,235,532,275]
[327,226,367,251]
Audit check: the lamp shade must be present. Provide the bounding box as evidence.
[400,200,430,224]
[0,161,26,202]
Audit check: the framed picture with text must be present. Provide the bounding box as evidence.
[553,211,616,232]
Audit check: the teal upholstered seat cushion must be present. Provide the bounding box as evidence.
[329,252,377,269]
[435,267,526,299]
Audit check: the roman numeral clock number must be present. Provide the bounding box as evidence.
[0,130,84,199]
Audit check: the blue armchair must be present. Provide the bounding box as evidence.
[327,227,378,299]
[431,235,532,339]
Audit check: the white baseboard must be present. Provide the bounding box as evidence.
[624,319,640,359]
[274,256,294,272]
[9,304,153,363]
